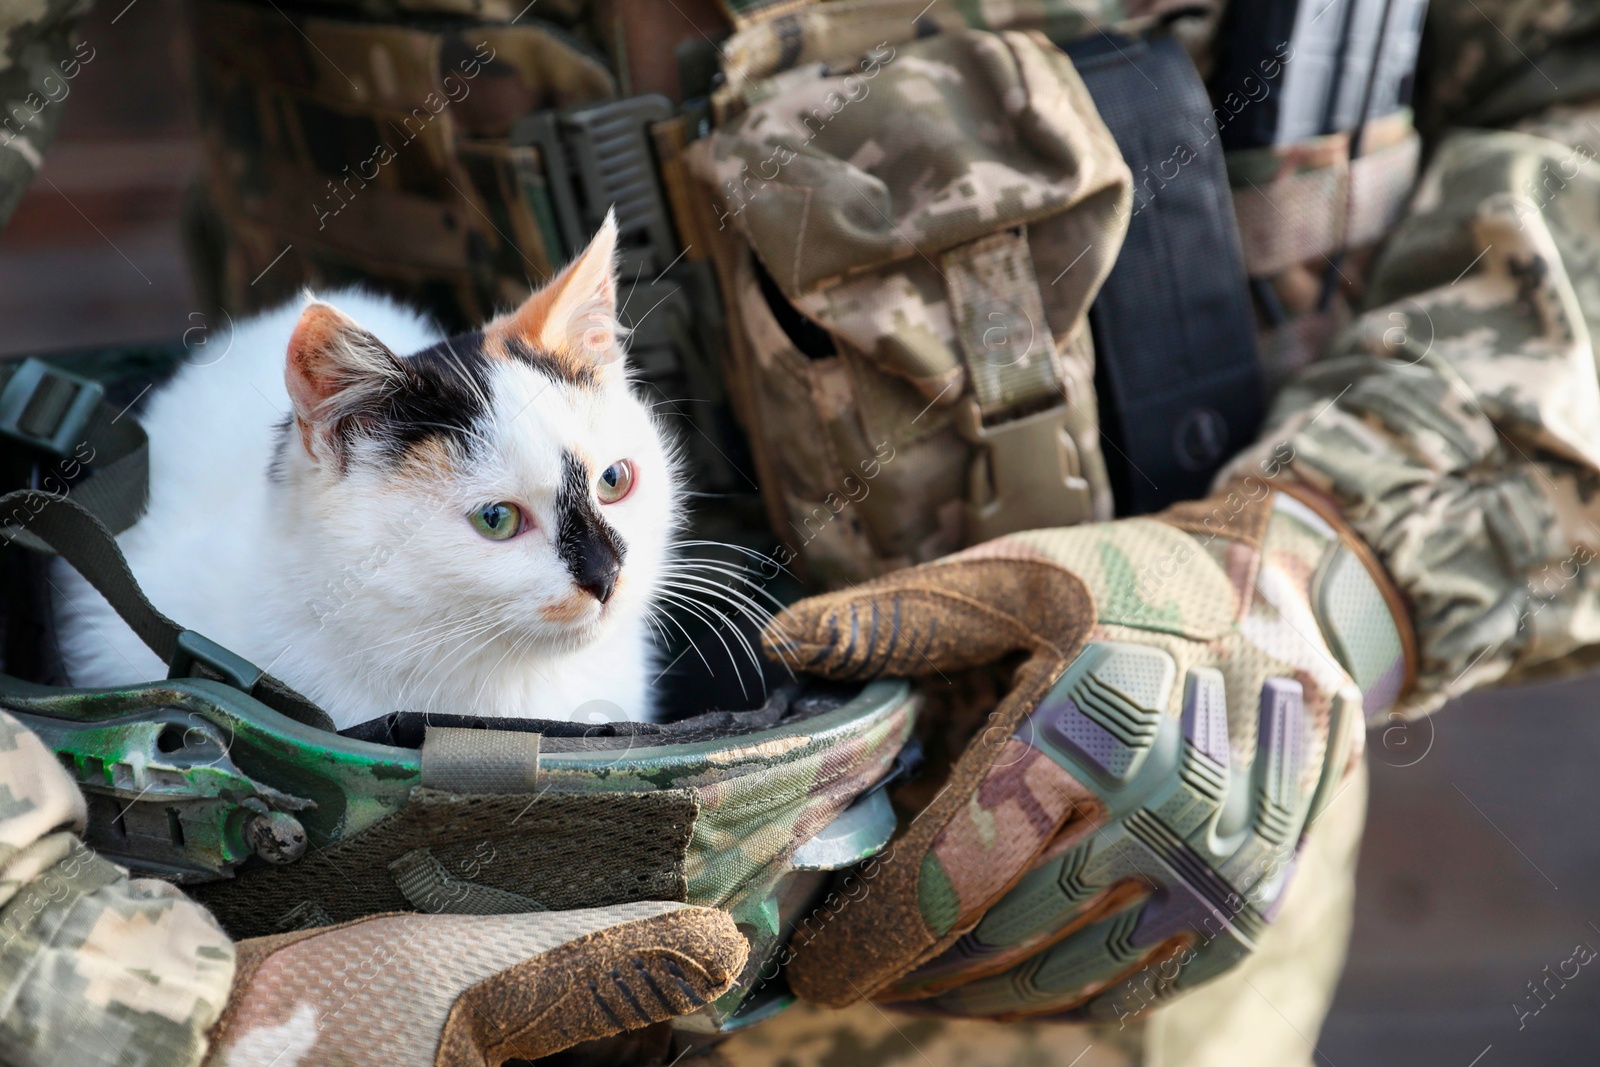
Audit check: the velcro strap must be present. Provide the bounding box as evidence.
[389,847,547,914]
[941,231,1062,422]
[1230,121,1421,277]
[421,725,541,793]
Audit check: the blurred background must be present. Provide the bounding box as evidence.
[4,1,1599,1062]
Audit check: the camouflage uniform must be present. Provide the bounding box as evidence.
[6,0,1600,1065]
[735,0,1600,1061]
[0,0,92,228]
[0,708,234,1067]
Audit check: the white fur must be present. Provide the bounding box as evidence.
[51,287,680,729]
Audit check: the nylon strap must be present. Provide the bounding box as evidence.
[421,725,540,793]
[0,490,335,731]
[940,230,1064,422]
[389,847,547,914]
[0,359,149,549]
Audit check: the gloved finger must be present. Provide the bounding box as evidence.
[762,542,1094,679]
[876,863,1153,1002]
[785,653,1103,1008]
[767,543,1099,1011]
[884,661,1364,1016]
[899,906,1197,1022]
[207,901,747,1067]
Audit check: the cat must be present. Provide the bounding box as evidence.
[52,214,692,729]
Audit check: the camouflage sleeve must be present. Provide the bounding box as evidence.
[0,0,93,228]
[1223,101,1600,717]
[0,709,234,1067]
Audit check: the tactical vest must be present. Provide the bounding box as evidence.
[181,0,1423,585]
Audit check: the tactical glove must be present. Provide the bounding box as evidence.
[206,901,747,1066]
[767,483,1412,1019]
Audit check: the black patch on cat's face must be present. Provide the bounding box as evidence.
[555,451,625,603]
[502,334,599,389]
[363,332,496,464]
[345,330,594,469]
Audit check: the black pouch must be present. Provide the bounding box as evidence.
[1066,34,1266,514]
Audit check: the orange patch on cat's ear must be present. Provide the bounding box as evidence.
[486,211,622,382]
[284,300,401,461]
[285,304,351,416]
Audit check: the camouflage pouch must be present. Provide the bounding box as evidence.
[689,28,1133,588]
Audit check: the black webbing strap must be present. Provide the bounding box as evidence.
[1065,35,1267,515]
[0,357,149,548]
[0,490,335,731]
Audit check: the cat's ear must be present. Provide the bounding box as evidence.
[492,210,624,377]
[285,300,405,461]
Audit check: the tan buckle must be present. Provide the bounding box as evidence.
[957,398,1091,543]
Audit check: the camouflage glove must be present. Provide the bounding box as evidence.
[767,484,1412,1019]
[207,902,747,1067]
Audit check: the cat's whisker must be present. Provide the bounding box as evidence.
[657,572,790,646]
[627,287,680,335]
[654,589,755,693]
[641,609,673,648]
[352,607,488,654]
[645,600,717,680]
[396,627,501,708]
[672,539,800,581]
[659,570,776,626]
[662,586,796,681]
[457,618,526,714]
[619,258,647,317]
[658,580,795,656]
[392,607,503,654]
[397,609,509,692]
[654,589,756,699]
[660,559,791,612]
[656,577,789,686]
[660,556,781,587]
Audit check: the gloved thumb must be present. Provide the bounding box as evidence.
[206,902,748,1067]
[763,543,1095,679]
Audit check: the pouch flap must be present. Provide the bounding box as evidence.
[705,30,1131,317]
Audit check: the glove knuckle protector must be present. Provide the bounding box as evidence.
[781,484,1414,1020]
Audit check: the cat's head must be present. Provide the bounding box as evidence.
[278,214,679,657]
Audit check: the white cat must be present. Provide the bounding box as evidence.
[52,216,685,728]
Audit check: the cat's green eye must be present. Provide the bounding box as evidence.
[596,461,634,504]
[469,502,522,541]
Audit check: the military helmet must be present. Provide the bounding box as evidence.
[0,345,918,1041]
